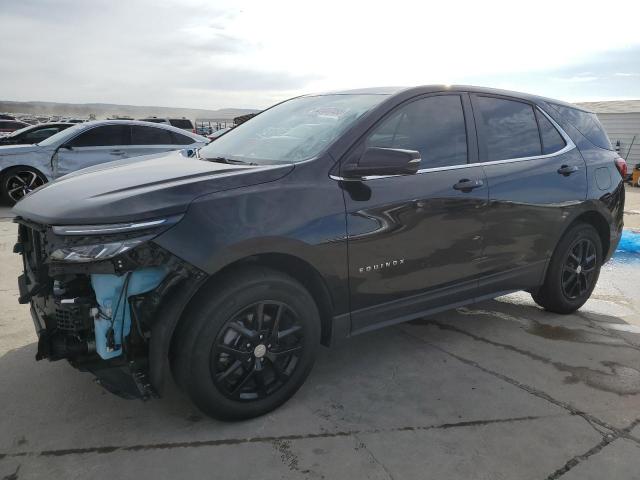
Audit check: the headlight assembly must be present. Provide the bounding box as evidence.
[50,236,152,263]
[49,215,182,263]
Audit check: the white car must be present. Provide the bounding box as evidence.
[0,120,208,204]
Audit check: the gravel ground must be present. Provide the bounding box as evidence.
[1,192,639,479]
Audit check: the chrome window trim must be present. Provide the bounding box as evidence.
[330,105,575,182]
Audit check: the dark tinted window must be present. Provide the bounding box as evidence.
[140,118,166,124]
[68,125,129,147]
[24,127,60,142]
[535,110,566,154]
[131,125,173,145]
[169,119,193,129]
[475,96,541,160]
[366,95,467,168]
[172,132,196,145]
[548,103,612,150]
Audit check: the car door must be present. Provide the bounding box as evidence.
[340,93,488,333]
[470,94,587,295]
[54,124,130,178]
[128,125,183,158]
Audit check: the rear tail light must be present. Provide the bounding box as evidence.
[614,157,628,178]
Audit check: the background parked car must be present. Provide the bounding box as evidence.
[0,123,74,145]
[0,119,29,137]
[0,120,208,204]
[138,116,195,132]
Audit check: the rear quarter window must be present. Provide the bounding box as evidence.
[172,132,196,145]
[548,103,612,150]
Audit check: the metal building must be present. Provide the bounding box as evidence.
[576,100,640,168]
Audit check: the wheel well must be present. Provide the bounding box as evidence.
[569,211,610,257]
[181,253,336,346]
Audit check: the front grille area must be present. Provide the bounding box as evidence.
[55,306,86,332]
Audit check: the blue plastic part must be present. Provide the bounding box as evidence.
[616,230,640,255]
[91,267,168,360]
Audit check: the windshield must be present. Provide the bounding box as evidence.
[37,122,86,146]
[199,94,387,164]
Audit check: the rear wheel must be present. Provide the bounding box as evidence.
[172,267,320,420]
[532,223,602,314]
[1,166,47,205]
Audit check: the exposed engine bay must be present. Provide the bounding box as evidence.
[14,216,205,399]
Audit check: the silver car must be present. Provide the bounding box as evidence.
[0,120,208,204]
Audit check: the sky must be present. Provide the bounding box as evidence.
[1,0,640,110]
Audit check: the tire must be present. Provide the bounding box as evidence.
[172,266,321,420]
[0,166,47,205]
[532,223,602,314]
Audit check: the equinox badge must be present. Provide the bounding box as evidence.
[359,259,405,273]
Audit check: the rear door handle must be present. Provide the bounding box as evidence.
[557,165,578,176]
[453,178,484,191]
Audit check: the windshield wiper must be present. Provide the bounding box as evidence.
[206,156,258,166]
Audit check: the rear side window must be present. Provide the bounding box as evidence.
[474,96,541,160]
[131,125,173,145]
[366,95,468,169]
[169,119,194,129]
[172,132,196,145]
[548,104,612,150]
[68,125,129,147]
[535,110,566,154]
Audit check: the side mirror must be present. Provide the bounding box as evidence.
[60,144,73,150]
[342,147,421,179]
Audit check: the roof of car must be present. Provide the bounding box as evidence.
[312,85,581,111]
[75,119,207,140]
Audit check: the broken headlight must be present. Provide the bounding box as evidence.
[50,236,152,262]
[50,216,181,263]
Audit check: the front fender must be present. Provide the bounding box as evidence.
[0,147,55,180]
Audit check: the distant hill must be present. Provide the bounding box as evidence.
[0,100,260,121]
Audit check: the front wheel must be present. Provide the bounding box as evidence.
[172,267,321,420]
[532,223,602,314]
[1,166,47,205]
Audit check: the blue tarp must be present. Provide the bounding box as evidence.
[617,230,640,255]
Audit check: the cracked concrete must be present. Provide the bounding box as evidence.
[2,195,640,478]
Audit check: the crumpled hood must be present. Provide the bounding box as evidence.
[13,149,293,225]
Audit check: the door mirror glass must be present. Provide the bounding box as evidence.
[342,147,421,178]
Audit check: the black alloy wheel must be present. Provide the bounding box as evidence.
[532,223,602,314]
[211,301,304,401]
[172,266,320,420]
[561,238,598,300]
[2,167,46,204]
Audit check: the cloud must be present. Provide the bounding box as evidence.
[553,75,599,83]
[614,72,640,77]
[1,0,640,108]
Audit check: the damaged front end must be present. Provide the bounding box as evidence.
[14,215,206,399]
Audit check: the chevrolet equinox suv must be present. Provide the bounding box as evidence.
[12,86,625,420]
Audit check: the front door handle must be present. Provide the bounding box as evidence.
[557,165,578,176]
[453,178,484,192]
[109,150,125,156]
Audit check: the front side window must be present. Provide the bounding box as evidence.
[130,125,173,145]
[199,94,388,165]
[68,125,129,147]
[365,95,468,169]
[475,96,541,160]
